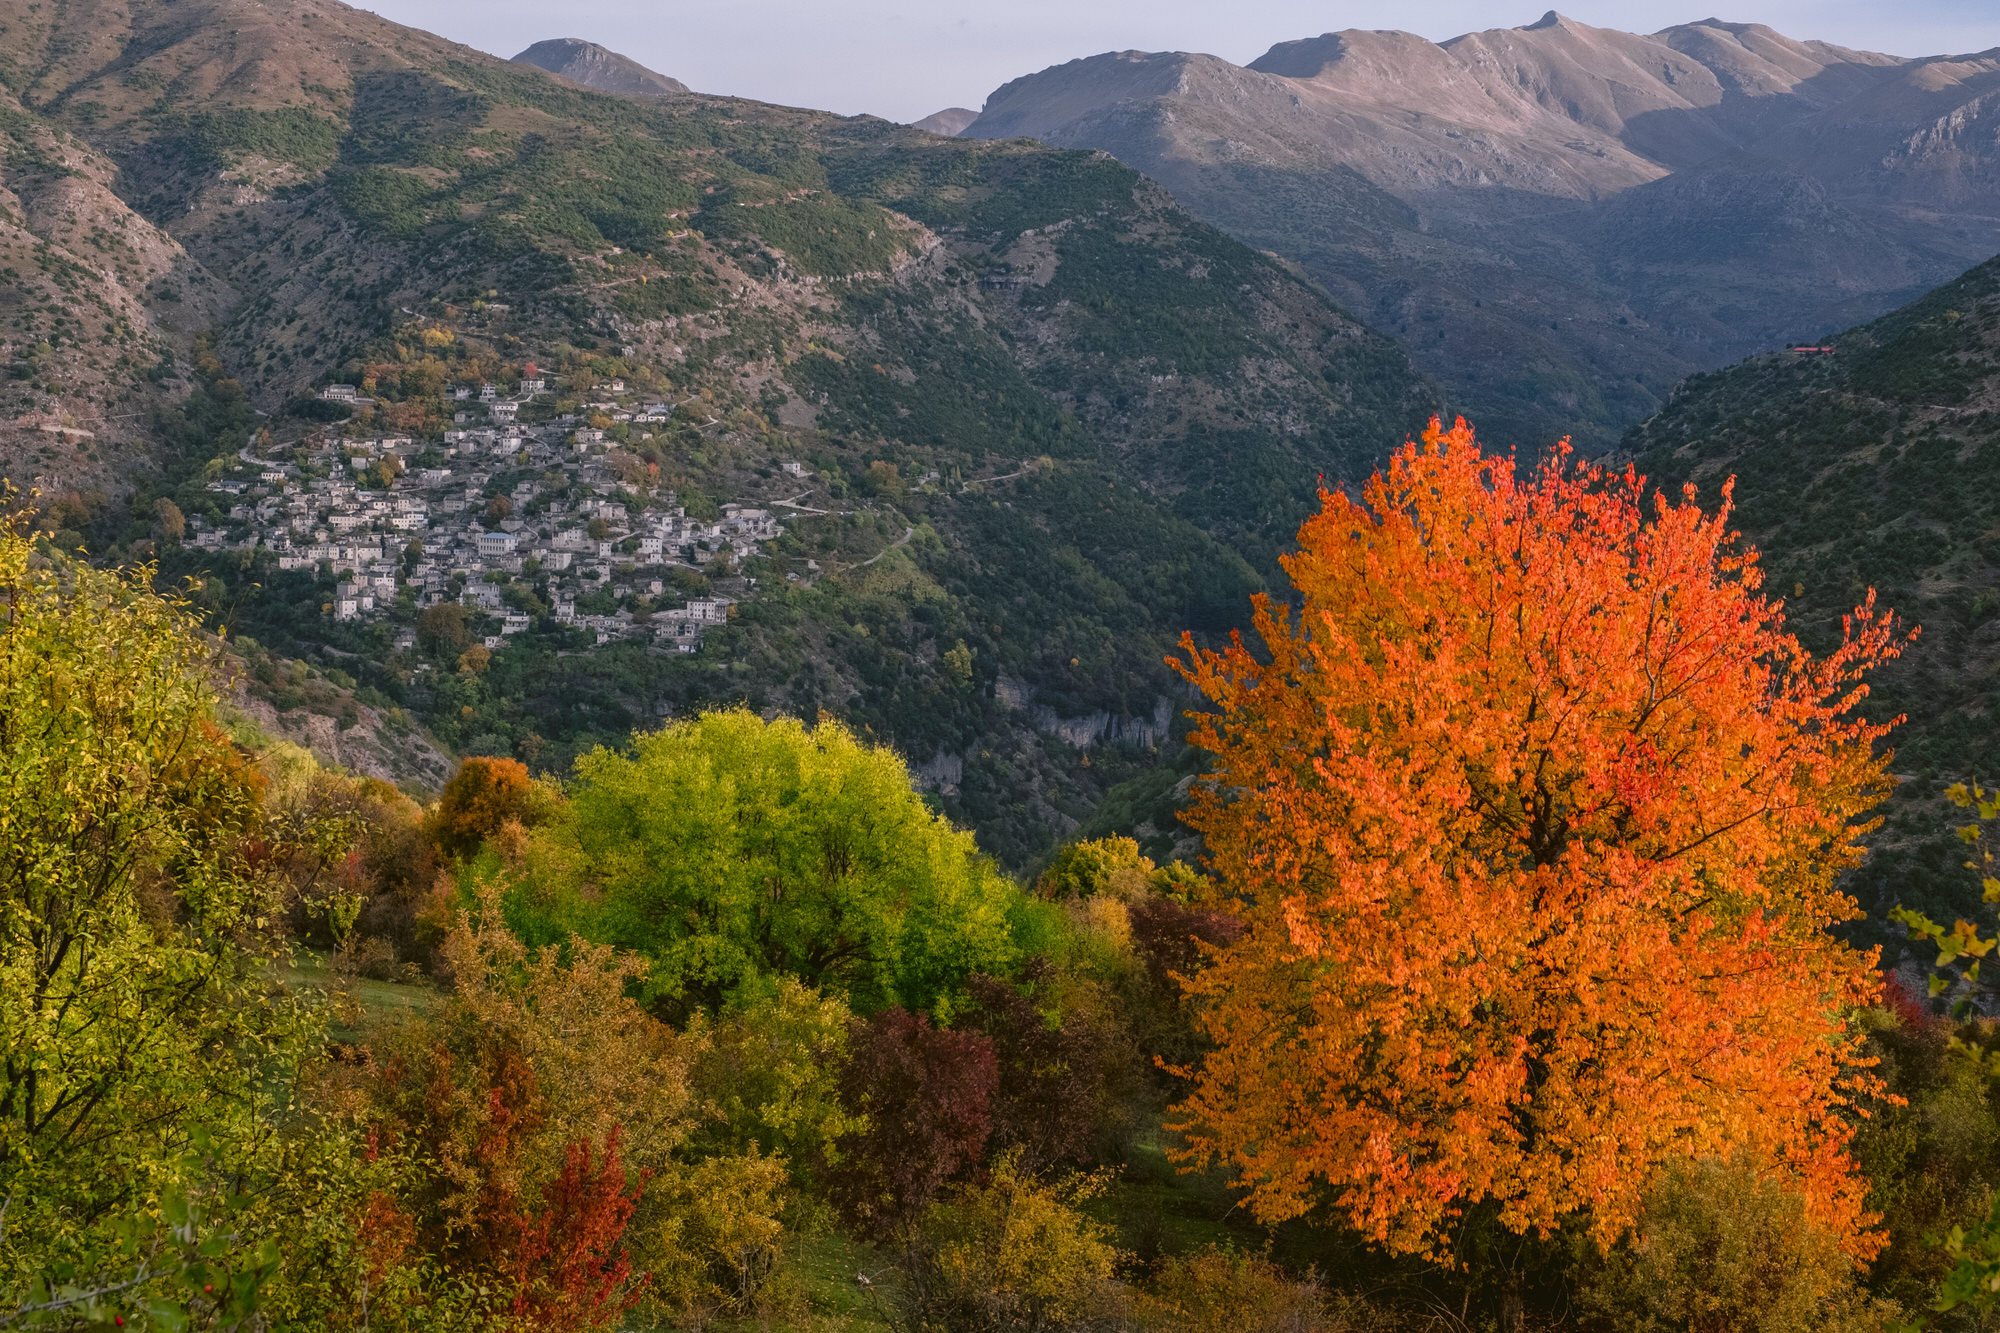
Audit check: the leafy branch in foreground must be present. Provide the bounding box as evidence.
[0,1168,278,1332]
[1886,783,2000,1320]
[0,512,323,1295]
[1891,783,2000,1018]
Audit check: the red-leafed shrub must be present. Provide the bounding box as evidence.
[828,1007,996,1240]
[1878,973,1941,1036]
[1126,896,1242,995]
[504,1128,651,1331]
[965,964,1134,1172]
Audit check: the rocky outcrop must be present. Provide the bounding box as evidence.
[993,685,1176,752]
[228,678,456,793]
[912,751,965,795]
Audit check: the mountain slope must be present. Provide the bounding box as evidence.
[0,90,229,480]
[0,0,1436,865]
[1627,254,2000,924]
[512,38,689,96]
[964,13,2000,451]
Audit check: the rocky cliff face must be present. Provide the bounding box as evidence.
[965,12,2000,450]
[511,38,689,96]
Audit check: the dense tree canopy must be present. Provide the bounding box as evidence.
[9,410,1989,1329]
[494,709,1025,1014]
[1168,418,1906,1258]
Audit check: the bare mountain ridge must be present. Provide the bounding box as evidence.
[511,37,688,96]
[911,107,978,137]
[964,11,2000,448]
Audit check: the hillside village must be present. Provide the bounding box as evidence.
[189,376,796,654]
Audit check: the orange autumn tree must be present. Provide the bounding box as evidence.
[1168,417,1906,1261]
[429,755,536,860]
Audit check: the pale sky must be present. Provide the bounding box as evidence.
[357,1,2000,125]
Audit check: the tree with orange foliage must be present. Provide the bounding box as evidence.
[429,756,535,860]
[1167,418,1906,1262]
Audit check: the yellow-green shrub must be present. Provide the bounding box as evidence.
[1579,1154,1900,1333]
[901,1153,1124,1330]
[1131,1245,1397,1333]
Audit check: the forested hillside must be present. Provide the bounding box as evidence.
[11,426,1997,1331]
[0,0,1433,865]
[1629,254,2000,928]
[11,1,2000,1330]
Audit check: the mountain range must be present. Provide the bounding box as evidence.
[954,11,2000,448]
[12,0,2000,886]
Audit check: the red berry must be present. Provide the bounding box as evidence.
[203,1286,212,1294]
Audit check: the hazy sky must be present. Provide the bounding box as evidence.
[358,1,2000,124]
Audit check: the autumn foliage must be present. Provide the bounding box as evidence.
[1168,418,1906,1258]
[504,1129,650,1331]
[429,756,535,860]
[966,964,1132,1173]
[828,1007,997,1240]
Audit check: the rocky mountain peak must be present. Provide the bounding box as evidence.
[912,107,979,137]
[511,37,688,96]
[1245,32,1346,80]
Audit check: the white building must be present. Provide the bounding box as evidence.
[683,597,732,623]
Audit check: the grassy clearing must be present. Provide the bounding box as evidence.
[279,951,440,1039]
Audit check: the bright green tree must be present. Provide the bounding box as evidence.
[494,709,1022,1014]
[0,518,338,1322]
